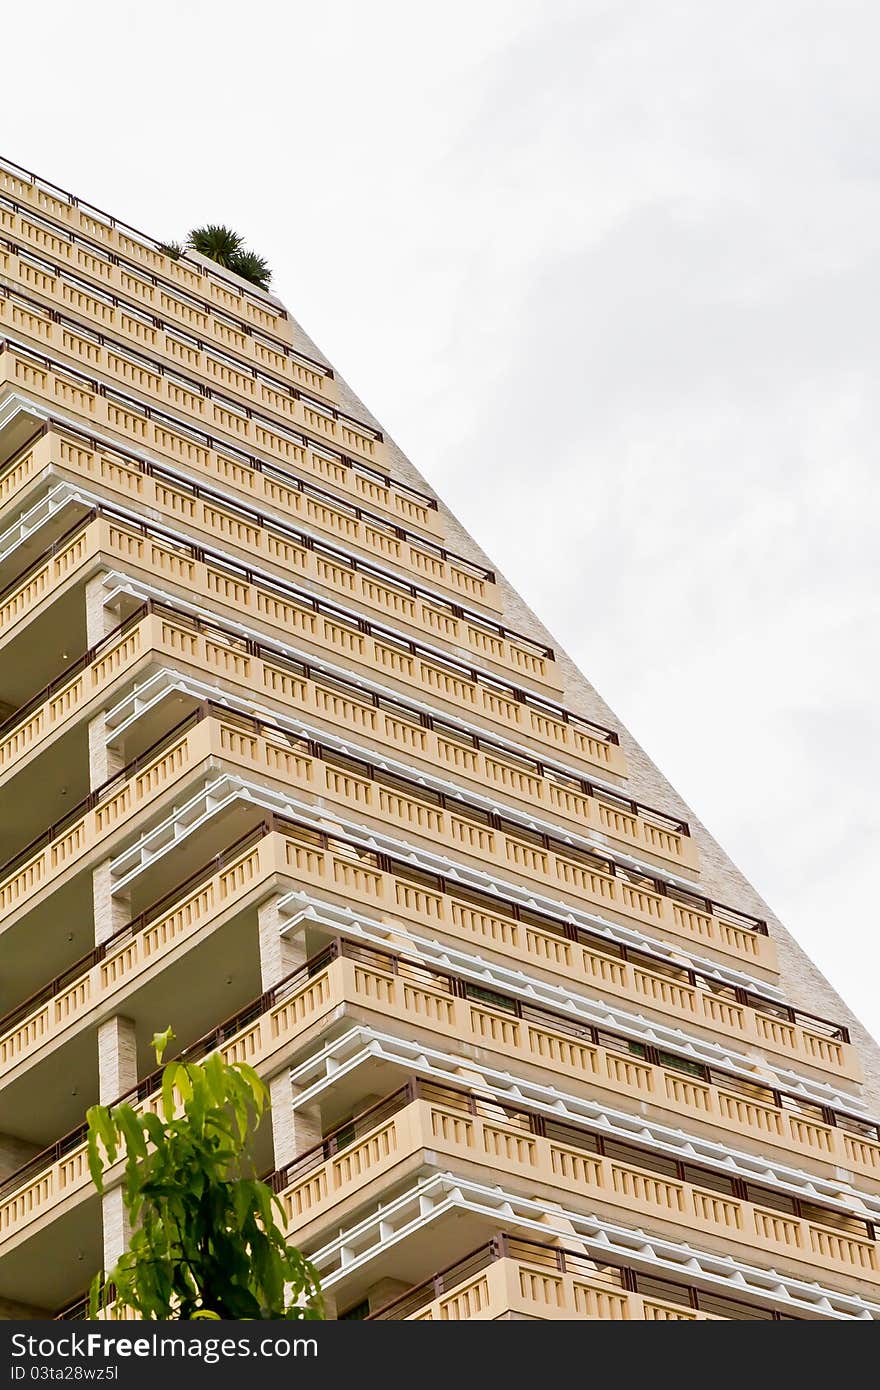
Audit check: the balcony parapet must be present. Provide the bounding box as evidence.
[366,1233,797,1321]
[3,940,879,1275]
[0,337,442,537]
[0,600,682,882]
[0,253,389,471]
[271,1077,880,1291]
[0,157,301,346]
[0,802,845,1102]
[0,516,620,778]
[0,496,561,707]
[0,465,560,700]
[0,416,498,610]
[0,696,765,977]
[0,601,625,839]
[5,932,877,1247]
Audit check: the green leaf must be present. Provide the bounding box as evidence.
[114,1103,148,1160]
[84,1027,323,1320]
[86,1104,119,1190]
[162,1061,180,1122]
[152,1026,175,1064]
[87,1271,104,1319]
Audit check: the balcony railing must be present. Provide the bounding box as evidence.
[0,511,617,750]
[270,1064,877,1242]
[0,486,558,699]
[0,690,742,952]
[0,816,846,1104]
[0,702,205,887]
[0,423,527,656]
[0,599,619,814]
[274,935,868,1138]
[0,506,95,607]
[0,414,491,582]
[0,822,271,1040]
[365,1233,797,1321]
[0,154,296,336]
[0,599,148,740]
[2,935,877,1249]
[0,950,316,1209]
[0,510,615,780]
[0,334,437,518]
[0,260,386,448]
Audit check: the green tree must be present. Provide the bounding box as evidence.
[185,225,272,289]
[186,224,245,269]
[227,248,272,291]
[86,1028,322,1320]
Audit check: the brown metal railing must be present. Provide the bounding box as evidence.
[0,154,298,339]
[0,599,151,739]
[0,253,391,447]
[0,393,502,630]
[0,595,617,792]
[0,407,489,579]
[0,505,99,605]
[0,798,847,1143]
[0,377,518,655]
[271,1066,876,1241]
[0,800,848,1095]
[0,702,208,885]
[257,931,870,1140]
[0,449,556,687]
[365,1233,797,1321]
[0,942,325,1209]
[0,822,271,1039]
[5,936,876,1227]
[0,503,619,749]
[0,681,708,941]
[0,332,442,520]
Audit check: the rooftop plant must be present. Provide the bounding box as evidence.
[185,225,272,289]
[157,224,272,290]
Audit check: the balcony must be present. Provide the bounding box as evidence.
[6,930,875,1243]
[0,338,443,539]
[125,706,744,968]
[0,608,630,887]
[0,157,297,344]
[0,638,688,914]
[0,510,567,742]
[0,705,775,1046]
[3,938,878,1315]
[0,713,276,1029]
[0,1002,279,1314]
[272,938,876,1183]
[365,1234,796,1320]
[0,449,560,701]
[0,828,277,1158]
[0,519,623,785]
[0,817,854,1193]
[272,1077,880,1295]
[0,258,393,484]
[1,418,499,612]
[115,704,743,963]
[0,180,329,394]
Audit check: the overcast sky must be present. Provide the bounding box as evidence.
[4,1,879,1038]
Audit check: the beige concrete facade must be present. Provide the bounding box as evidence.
[0,153,878,1321]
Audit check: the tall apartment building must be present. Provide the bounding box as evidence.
[0,155,878,1324]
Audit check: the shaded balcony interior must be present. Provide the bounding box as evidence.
[0,766,269,1030]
